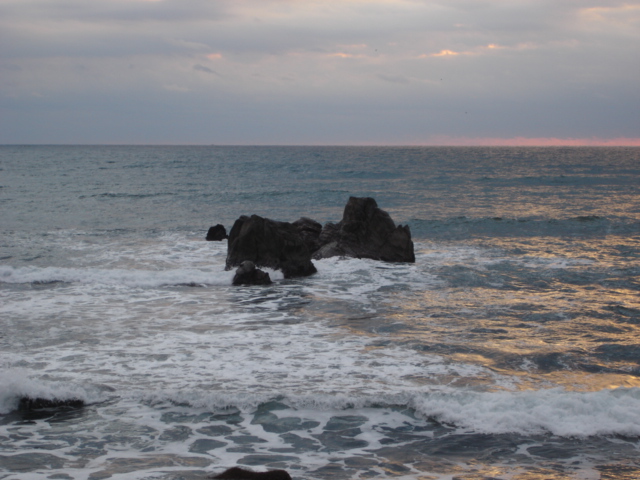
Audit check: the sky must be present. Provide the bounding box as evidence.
[1,0,639,145]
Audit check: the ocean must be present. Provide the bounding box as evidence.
[1,145,639,480]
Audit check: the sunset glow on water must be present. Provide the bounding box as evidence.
[1,146,639,479]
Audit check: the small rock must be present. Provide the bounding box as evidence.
[232,261,272,286]
[211,467,292,480]
[18,397,85,411]
[206,224,228,241]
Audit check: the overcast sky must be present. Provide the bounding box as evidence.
[1,0,639,145]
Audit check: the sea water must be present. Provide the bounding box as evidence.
[1,145,639,480]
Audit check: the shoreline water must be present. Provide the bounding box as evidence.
[1,146,639,479]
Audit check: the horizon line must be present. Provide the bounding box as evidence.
[2,137,640,148]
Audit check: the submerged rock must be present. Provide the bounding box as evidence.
[232,261,272,286]
[18,397,85,410]
[313,197,415,263]
[206,224,228,241]
[211,467,292,480]
[226,215,317,278]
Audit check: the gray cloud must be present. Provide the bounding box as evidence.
[0,0,231,23]
[193,64,218,75]
[1,0,638,144]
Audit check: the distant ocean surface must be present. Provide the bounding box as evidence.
[1,145,640,480]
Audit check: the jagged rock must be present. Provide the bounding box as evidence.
[226,215,317,278]
[206,224,228,241]
[313,197,415,262]
[292,217,323,254]
[223,198,412,279]
[232,261,272,286]
[211,467,292,480]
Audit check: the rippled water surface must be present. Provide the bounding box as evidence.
[1,146,640,480]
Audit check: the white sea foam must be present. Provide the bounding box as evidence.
[1,311,486,400]
[305,254,442,304]
[0,264,284,287]
[0,369,107,414]
[411,387,640,437]
[114,386,640,439]
[5,366,637,439]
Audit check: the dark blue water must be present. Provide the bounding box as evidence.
[1,146,640,480]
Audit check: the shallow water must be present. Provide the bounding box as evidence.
[1,146,639,479]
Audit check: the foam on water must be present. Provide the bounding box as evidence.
[139,386,640,439]
[2,144,640,479]
[0,301,505,407]
[0,264,239,287]
[410,387,640,437]
[0,369,108,414]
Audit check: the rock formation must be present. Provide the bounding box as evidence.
[226,215,317,278]
[223,197,414,284]
[312,197,415,262]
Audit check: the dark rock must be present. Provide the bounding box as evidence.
[206,224,228,241]
[18,397,85,411]
[292,217,323,254]
[313,197,415,263]
[211,467,292,480]
[226,215,317,278]
[232,261,272,286]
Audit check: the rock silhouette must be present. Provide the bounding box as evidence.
[18,397,85,410]
[223,197,414,284]
[292,217,323,254]
[313,197,415,262]
[226,215,317,278]
[232,260,272,286]
[206,224,228,241]
[211,467,292,480]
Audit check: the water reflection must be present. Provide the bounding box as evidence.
[336,235,640,393]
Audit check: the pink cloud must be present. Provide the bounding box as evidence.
[422,136,640,147]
